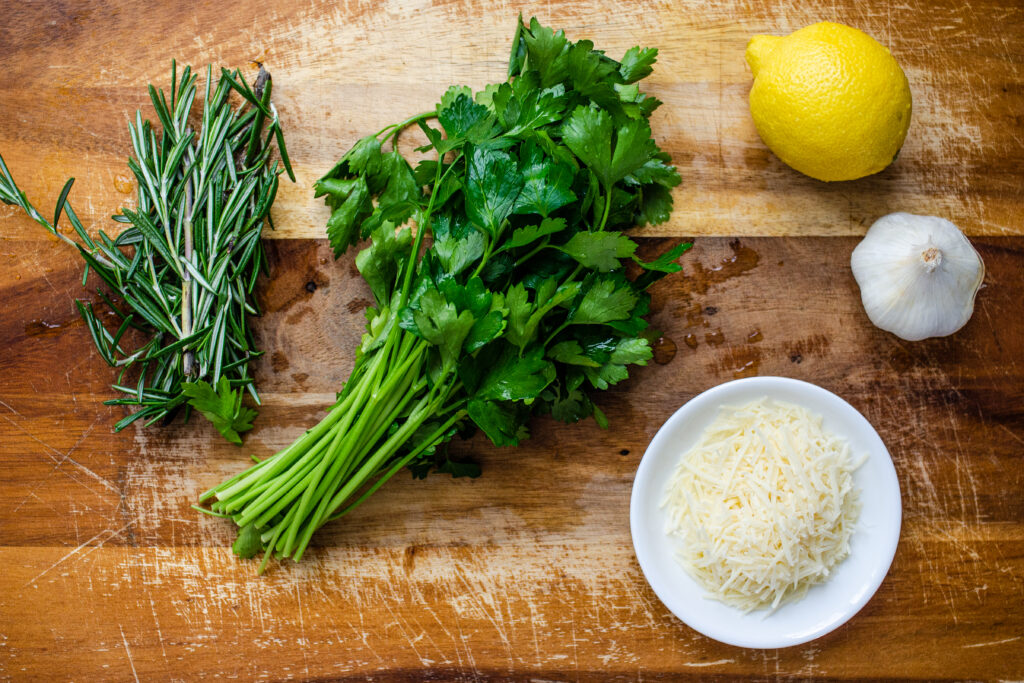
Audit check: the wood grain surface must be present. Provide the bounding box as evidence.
[1,0,1023,681]
[1,0,1022,241]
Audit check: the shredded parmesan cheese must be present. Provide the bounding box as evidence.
[663,397,863,612]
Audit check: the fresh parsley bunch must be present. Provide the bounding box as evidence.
[200,17,690,570]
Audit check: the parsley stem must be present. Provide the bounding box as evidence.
[293,379,455,561]
[387,111,436,148]
[514,239,550,267]
[328,407,468,522]
[598,188,613,231]
[397,149,450,306]
[210,326,453,569]
[210,375,365,501]
[376,111,433,138]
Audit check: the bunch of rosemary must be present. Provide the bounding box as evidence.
[0,63,294,442]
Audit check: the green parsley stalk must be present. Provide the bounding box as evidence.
[199,17,691,571]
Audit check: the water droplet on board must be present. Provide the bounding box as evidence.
[113,174,134,194]
[732,359,760,379]
[705,330,725,346]
[683,333,698,349]
[24,319,62,336]
[747,330,763,343]
[652,336,677,364]
[685,239,760,295]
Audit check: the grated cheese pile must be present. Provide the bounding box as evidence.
[663,397,863,612]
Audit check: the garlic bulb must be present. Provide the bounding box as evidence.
[850,213,985,341]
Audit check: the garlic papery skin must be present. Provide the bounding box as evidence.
[850,213,985,342]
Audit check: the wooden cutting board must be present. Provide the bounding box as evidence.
[1,1,1022,680]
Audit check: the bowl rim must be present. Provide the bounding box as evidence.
[629,375,903,649]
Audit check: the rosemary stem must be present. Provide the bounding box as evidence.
[182,173,195,377]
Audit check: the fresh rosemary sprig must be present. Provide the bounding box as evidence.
[0,62,294,440]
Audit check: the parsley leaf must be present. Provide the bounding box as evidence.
[611,337,653,364]
[637,183,675,227]
[182,377,257,446]
[548,340,601,367]
[608,119,660,188]
[464,146,523,237]
[569,275,639,325]
[432,213,485,275]
[583,361,630,390]
[566,40,622,111]
[404,288,476,368]
[549,386,594,423]
[505,280,582,350]
[513,141,576,217]
[232,523,264,558]
[627,154,681,188]
[438,92,496,144]
[320,134,382,181]
[583,337,652,389]
[633,241,693,273]
[558,231,637,271]
[503,284,534,350]
[522,17,570,87]
[376,152,420,207]
[562,107,658,192]
[317,176,372,258]
[497,76,568,138]
[355,223,413,305]
[467,398,531,446]
[474,344,554,401]
[502,217,567,252]
[619,46,659,83]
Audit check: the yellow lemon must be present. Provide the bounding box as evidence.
[746,22,912,182]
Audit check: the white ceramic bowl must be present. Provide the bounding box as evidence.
[630,376,902,649]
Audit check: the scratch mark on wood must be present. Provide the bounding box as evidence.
[11,490,49,515]
[420,601,461,667]
[342,617,385,665]
[380,596,428,666]
[23,522,132,587]
[295,583,311,679]
[149,595,170,665]
[526,596,543,668]
[996,423,1024,447]
[683,658,737,667]
[570,604,580,682]
[119,624,140,683]
[962,636,1022,648]
[0,412,118,497]
[452,563,512,658]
